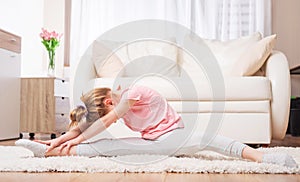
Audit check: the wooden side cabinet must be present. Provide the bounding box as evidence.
[0,29,21,140]
[20,77,70,139]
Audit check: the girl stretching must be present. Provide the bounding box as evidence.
[16,86,297,168]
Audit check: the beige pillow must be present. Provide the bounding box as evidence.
[92,40,127,78]
[233,34,277,76]
[124,39,180,77]
[203,32,262,76]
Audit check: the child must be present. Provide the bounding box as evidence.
[16,86,298,168]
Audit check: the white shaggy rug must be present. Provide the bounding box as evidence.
[0,146,300,174]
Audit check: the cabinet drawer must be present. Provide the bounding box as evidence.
[55,79,70,97]
[55,97,70,114]
[0,29,21,53]
[0,48,21,77]
[55,114,69,133]
[0,77,20,139]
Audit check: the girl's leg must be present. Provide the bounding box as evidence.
[76,138,161,157]
[15,138,160,157]
[15,139,78,157]
[14,136,298,168]
[241,146,263,162]
[45,145,77,157]
[193,132,258,160]
[185,131,297,167]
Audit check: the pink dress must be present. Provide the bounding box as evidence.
[120,85,184,140]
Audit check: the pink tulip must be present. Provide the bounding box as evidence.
[40,28,62,47]
[42,28,47,34]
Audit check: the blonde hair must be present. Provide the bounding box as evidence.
[69,88,111,129]
[69,105,87,129]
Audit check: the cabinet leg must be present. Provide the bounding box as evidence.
[50,133,56,139]
[29,133,35,140]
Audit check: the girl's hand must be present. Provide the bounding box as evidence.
[35,138,62,153]
[34,139,52,145]
[58,137,81,155]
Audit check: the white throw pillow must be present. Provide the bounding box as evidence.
[92,40,128,78]
[233,34,277,76]
[203,32,262,76]
[125,39,180,77]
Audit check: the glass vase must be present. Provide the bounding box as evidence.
[47,50,55,76]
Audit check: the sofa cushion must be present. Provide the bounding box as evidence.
[125,39,180,77]
[233,34,277,76]
[92,39,181,78]
[168,100,270,113]
[203,32,262,76]
[92,40,129,78]
[88,76,271,101]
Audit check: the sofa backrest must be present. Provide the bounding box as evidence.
[92,39,181,78]
[91,32,276,79]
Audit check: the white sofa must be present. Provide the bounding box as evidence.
[72,33,290,144]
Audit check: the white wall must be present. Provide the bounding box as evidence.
[272,0,300,96]
[43,0,65,78]
[0,0,44,76]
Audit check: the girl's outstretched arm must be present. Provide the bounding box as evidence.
[35,125,82,152]
[78,99,137,141]
[58,99,136,154]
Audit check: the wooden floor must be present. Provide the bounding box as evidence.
[0,173,299,182]
[0,134,300,182]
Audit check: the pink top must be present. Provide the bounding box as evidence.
[120,85,184,140]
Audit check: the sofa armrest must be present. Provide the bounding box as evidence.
[264,51,291,140]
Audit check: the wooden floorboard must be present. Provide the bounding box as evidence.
[0,173,299,182]
[0,134,299,182]
[270,134,300,147]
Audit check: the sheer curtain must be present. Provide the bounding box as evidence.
[69,0,271,73]
[70,0,180,72]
